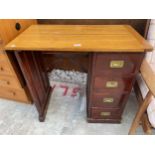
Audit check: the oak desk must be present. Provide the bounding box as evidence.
[5,25,152,122]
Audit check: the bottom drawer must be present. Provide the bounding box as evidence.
[87,118,121,123]
[90,107,121,120]
[0,87,31,103]
[0,75,23,90]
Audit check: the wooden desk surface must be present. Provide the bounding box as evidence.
[5,25,153,52]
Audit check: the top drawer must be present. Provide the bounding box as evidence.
[93,53,144,76]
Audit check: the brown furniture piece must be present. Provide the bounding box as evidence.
[129,59,155,134]
[5,25,152,122]
[88,53,145,123]
[38,19,150,73]
[0,19,36,103]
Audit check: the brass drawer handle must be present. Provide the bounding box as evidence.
[106,81,118,88]
[110,60,124,68]
[100,112,111,116]
[103,97,114,103]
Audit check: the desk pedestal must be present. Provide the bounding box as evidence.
[87,52,145,123]
[15,51,51,122]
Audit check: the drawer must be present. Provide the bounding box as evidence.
[90,107,121,119]
[93,76,134,93]
[0,87,30,103]
[0,75,22,90]
[91,92,128,108]
[0,51,8,61]
[94,53,144,76]
[0,60,13,76]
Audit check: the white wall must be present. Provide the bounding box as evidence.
[137,19,155,98]
[146,19,155,64]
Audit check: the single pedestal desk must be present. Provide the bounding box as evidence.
[5,25,152,123]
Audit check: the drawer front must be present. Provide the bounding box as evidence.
[91,92,128,108]
[0,75,22,90]
[94,53,144,76]
[90,107,121,119]
[0,87,30,103]
[93,76,134,93]
[0,61,13,76]
[0,51,8,61]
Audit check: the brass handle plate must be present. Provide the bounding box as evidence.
[100,112,111,116]
[106,81,118,88]
[103,97,114,103]
[110,60,124,68]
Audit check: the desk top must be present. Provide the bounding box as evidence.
[5,25,153,52]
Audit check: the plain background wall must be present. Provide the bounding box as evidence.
[138,19,155,98]
[146,19,155,65]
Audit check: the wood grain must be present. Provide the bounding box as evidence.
[0,19,37,103]
[129,91,153,134]
[87,52,145,123]
[41,20,150,73]
[133,80,152,134]
[140,59,155,96]
[0,86,31,103]
[37,19,148,36]
[141,114,152,134]
[0,19,37,45]
[5,25,153,52]
[14,51,51,121]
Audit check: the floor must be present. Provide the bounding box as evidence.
[0,90,153,135]
[0,70,154,135]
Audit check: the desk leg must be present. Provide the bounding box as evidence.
[15,51,51,122]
